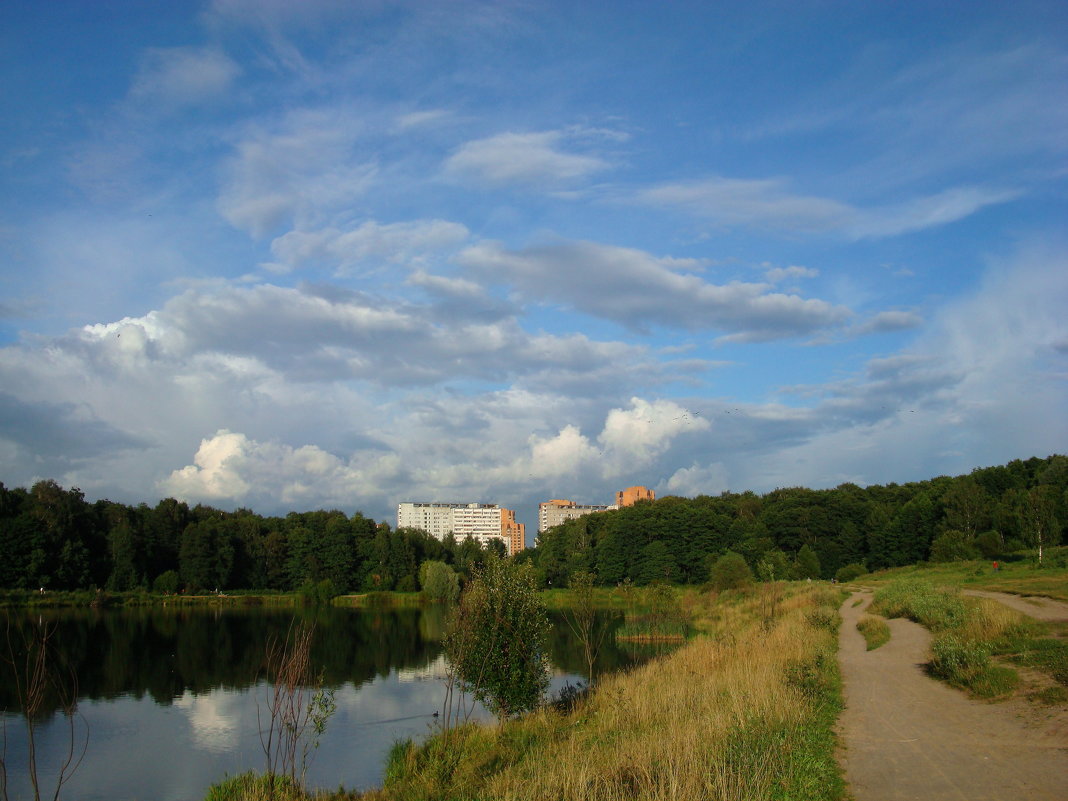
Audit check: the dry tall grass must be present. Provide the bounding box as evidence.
[384,584,845,801]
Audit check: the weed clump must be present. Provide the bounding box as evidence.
[856,615,890,650]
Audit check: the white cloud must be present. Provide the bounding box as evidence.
[640,176,852,234]
[268,219,469,274]
[765,265,818,283]
[526,425,601,479]
[396,109,452,129]
[217,111,376,238]
[160,428,405,508]
[638,176,1018,239]
[852,310,923,336]
[597,398,709,472]
[444,131,609,188]
[128,47,240,108]
[664,462,729,497]
[459,239,851,341]
[850,186,1022,239]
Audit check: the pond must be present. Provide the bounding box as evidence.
[0,604,646,800]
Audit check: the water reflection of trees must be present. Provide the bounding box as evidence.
[0,607,441,716]
[1,607,651,718]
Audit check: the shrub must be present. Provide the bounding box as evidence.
[708,551,754,591]
[445,556,551,719]
[929,530,978,562]
[419,560,460,603]
[974,530,1004,560]
[153,570,180,594]
[298,578,336,605]
[835,563,867,583]
[930,634,991,682]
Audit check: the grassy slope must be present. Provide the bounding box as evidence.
[855,547,1068,601]
[374,583,847,801]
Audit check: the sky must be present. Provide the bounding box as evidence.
[1,0,1066,538]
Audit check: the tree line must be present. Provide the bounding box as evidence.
[523,454,1068,587]
[1,454,1064,593]
[0,481,502,593]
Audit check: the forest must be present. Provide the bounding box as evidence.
[528,454,1068,586]
[0,482,499,594]
[0,454,1065,594]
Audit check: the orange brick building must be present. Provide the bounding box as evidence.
[501,508,526,555]
[616,485,655,507]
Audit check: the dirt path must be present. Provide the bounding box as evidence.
[961,589,1068,622]
[837,591,1068,800]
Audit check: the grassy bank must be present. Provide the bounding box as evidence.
[868,579,1068,699]
[857,546,1068,601]
[375,583,846,801]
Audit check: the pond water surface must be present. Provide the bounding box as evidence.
[0,604,642,800]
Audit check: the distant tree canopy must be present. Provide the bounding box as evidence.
[1,454,1065,592]
[529,455,1068,586]
[0,481,497,593]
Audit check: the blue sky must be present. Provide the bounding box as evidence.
[2,0,1066,536]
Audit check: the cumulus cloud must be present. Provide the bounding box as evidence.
[444,131,609,188]
[598,398,710,468]
[161,428,405,509]
[664,462,729,497]
[459,239,851,341]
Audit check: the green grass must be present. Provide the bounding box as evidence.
[868,579,1048,698]
[856,615,890,650]
[992,622,1068,686]
[613,612,687,642]
[375,585,847,801]
[862,547,1068,601]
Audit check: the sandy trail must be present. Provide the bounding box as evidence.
[837,591,1068,800]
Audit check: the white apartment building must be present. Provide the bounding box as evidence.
[396,502,524,554]
[537,499,616,533]
[537,488,655,534]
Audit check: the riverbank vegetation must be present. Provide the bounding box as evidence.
[374,583,845,801]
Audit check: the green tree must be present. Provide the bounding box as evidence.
[793,544,821,579]
[637,539,676,585]
[1017,485,1060,565]
[929,530,977,562]
[562,570,610,685]
[756,549,790,582]
[941,477,991,537]
[179,518,234,590]
[444,556,550,720]
[419,560,460,603]
[708,550,753,591]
